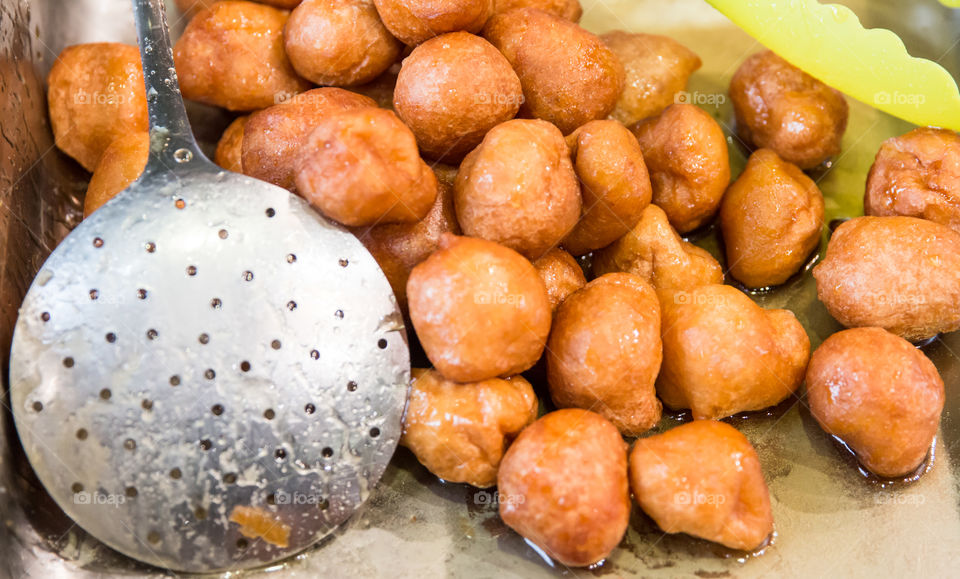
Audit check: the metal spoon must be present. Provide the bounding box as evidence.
[8,0,409,572]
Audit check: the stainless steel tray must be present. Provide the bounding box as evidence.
[2,0,959,577]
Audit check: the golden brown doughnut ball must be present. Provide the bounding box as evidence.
[285,0,401,86]
[176,0,304,16]
[532,248,585,311]
[658,284,809,420]
[493,0,581,21]
[629,420,774,551]
[593,204,723,295]
[498,409,629,567]
[865,127,960,233]
[294,107,437,226]
[394,32,522,161]
[47,43,147,172]
[373,0,493,46]
[720,148,824,288]
[483,8,624,135]
[407,234,552,382]
[401,368,538,487]
[631,104,730,233]
[455,119,581,259]
[242,87,376,190]
[601,31,701,126]
[562,120,651,255]
[214,115,248,173]
[352,165,461,311]
[730,50,848,170]
[547,273,662,436]
[173,1,311,111]
[84,132,149,218]
[812,216,960,341]
[806,327,944,478]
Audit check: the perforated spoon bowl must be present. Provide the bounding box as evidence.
[8,0,409,572]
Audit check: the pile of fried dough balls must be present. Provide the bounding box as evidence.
[47,0,959,568]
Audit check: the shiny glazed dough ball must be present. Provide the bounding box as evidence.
[547,273,662,436]
[284,0,402,86]
[454,119,581,259]
[631,104,730,233]
[372,0,494,46]
[400,368,538,487]
[532,248,586,311]
[214,115,248,173]
[865,127,960,233]
[173,1,311,111]
[730,50,848,169]
[483,8,624,135]
[492,0,581,21]
[812,216,960,341]
[806,327,944,478]
[658,284,809,420]
[393,32,523,161]
[84,132,149,217]
[406,234,552,382]
[351,165,461,311]
[592,204,723,295]
[47,43,147,172]
[294,107,437,226]
[497,409,630,567]
[720,148,824,288]
[629,420,774,551]
[562,120,652,255]
[241,87,376,190]
[601,31,701,126]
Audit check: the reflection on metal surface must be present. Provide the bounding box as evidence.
[1,0,959,577]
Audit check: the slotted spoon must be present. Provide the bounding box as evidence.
[8,0,409,572]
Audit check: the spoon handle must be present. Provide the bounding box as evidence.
[131,0,208,174]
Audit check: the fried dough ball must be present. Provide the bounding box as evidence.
[242,87,376,190]
[812,216,960,341]
[562,120,652,255]
[601,31,701,126]
[547,273,662,435]
[455,119,581,259]
[83,132,149,217]
[493,0,581,21]
[865,127,960,233]
[720,149,824,288]
[631,104,730,233]
[394,32,522,161]
[47,43,147,172]
[498,409,630,567]
[352,165,460,311]
[175,0,304,17]
[294,107,437,226]
[658,284,809,420]
[400,368,538,487]
[532,248,585,311]
[629,420,774,551]
[593,204,723,295]
[285,0,402,87]
[730,50,848,169]
[173,1,311,112]
[214,116,248,173]
[484,8,624,135]
[806,328,944,478]
[407,234,552,381]
[373,0,493,46]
